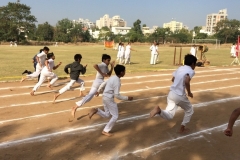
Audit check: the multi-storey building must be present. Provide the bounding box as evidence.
[96,14,127,29]
[206,9,227,35]
[72,18,95,29]
[163,20,184,33]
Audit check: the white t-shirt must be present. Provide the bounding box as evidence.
[190,47,196,56]
[37,51,47,66]
[150,45,158,55]
[230,45,236,54]
[103,75,128,100]
[170,65,195,96]
[42,59,55,72]
[95,62,109,80]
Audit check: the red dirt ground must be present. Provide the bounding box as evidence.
[0,66,240,160]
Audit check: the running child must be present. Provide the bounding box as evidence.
[71,54,115,118]
[88,64,133,137]
[53,54,87,103]
[21,47,49,82]
[30,52,61,96]
[150,54,197,133]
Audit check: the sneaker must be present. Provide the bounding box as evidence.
[22,70,28,75]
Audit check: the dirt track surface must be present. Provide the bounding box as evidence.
[1,66,240,160]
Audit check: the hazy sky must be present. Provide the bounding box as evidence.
[1,0,239,29]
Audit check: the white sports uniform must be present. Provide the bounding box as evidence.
[75,62,109,107]
[124,45,131,64]
[27,51,46,79]
[116,45,121,62]
[158,65,195,126]
[150,45,158,65]
[230,45,236,57]
[96,75,128,132]
[190,47,197,57]
[32,59,58,91]
[119,46,125,64]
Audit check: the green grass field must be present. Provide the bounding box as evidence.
[0,44,234,81]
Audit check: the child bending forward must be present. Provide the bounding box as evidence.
[150,54,197,133]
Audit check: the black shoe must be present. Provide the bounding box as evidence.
[22,70,28,75]
[27,71,32,74]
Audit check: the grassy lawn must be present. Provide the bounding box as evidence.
[0,44,233,81]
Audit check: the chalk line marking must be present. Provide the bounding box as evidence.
[1,78,240,109]
[118,121,240,158]
[0,97,239,148]
[0,74,239,98]
[0,68,238,90]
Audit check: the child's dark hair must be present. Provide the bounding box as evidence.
[184,54,197,66]
[102,54,111,62]
[39,49,43,53]
[114,64,125,75]
[43,46,49,51]
[47,52,54,59]
[74,54,82,61]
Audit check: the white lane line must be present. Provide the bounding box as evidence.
[1,73,240,98]
[119,120,240,158]
[0,68,238,90]
[0,85,240,124]
[0,97,239,148]
[1,78,240,109]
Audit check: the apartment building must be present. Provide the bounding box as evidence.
[206,9,227,34]
[163,20,184,33]
[72,18,95,29]
[96,14,127,29]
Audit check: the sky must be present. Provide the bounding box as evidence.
[1,0,240,30]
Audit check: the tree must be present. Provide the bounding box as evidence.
[0,2,37,41]
[194,33,208,39]
[193,26,202,34]
[54,18,73,42]
[149,27,170,43]
[36,22,54,41]
[127,19,144,42]
[214,19,240,43]
[132,19,143,35]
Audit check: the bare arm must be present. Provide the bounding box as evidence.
[224,108,240,137]
[185,74,193,98]
[171,77,175,82]
[107,61,115,76]
[53,62,62,70]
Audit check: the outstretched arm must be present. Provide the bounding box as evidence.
[53,62,62,70]
[224,108,240,137]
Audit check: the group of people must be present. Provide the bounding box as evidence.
[116,42,136,65]
[19,46,240,137]
[230,43,240,58]
[10,41,17,47]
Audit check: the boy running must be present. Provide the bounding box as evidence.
[88,64,133,137]
[224,107,240,137]
[71,54,115,119]
[30,52,61,96]
[21,47,49,82]
[53,54,87,103]
[150,54,197,133]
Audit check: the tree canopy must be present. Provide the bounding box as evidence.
[0,2,37,41]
